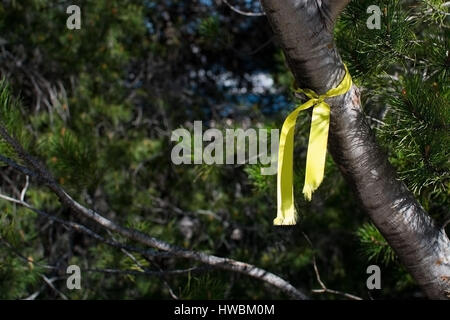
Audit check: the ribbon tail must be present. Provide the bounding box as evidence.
[302,102,330,201]
[275,101,315,226]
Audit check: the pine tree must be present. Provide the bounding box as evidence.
[0,0,448,299]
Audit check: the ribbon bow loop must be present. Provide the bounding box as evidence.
[274,65,352,226]
[297,88,320,101]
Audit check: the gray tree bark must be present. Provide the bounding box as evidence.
[260,0,450,299]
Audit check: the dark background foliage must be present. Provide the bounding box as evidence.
[0,0,448,299]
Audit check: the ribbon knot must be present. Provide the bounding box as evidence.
[274,65,352,226]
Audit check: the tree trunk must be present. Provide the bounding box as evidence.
[260,0,450,299]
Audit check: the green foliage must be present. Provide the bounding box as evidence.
[181,273,226,299]
[337,0,416,81]
[337,0,449,218]
[198,16,221,41]
[0,80,30,159]
[356,223,396,265]
[0,253,43,299]
[0,203,43,299]
[39,128,98,189]
[198,15,233,51]
[379,76,449,201]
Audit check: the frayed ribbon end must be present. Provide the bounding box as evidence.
[273,213,298,226]
[302,184,314,201]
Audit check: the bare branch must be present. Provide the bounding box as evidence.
[311,257,363,300]
[42,275,68,300]
[303,233,363,300]
[84,266,203,277]
[0,191,170,258]
[23,277,61,300]
[223,0,265,17]
[50,187,307,299]
[24,289,43,300]
[0,170,21,198]
[20,175,29,202]
[0,154,41,180]
[2,229,204,300]
[0,130,309,300]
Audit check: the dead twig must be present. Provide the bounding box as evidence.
[303,232,363,300]
[222,0,265,17]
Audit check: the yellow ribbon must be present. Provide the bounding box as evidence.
[274,66,352,225]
